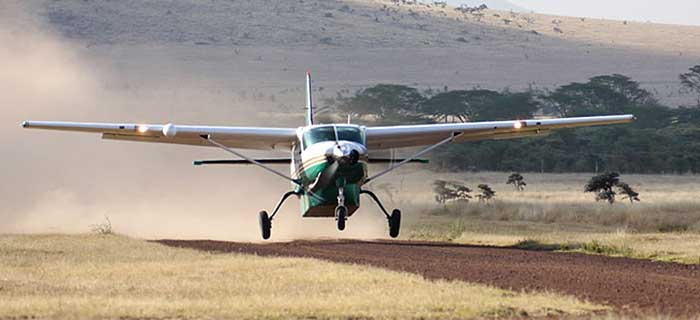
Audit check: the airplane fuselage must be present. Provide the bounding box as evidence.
[293,124,368,217]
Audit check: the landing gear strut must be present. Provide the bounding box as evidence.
[360,190,401,238]
[259,190,301,240]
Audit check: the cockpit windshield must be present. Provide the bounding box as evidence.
[302,126,335,148]
[302,126,364,149]
[336,127,363,144]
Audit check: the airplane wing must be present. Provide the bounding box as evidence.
[364,115,635,149]
[21,121,298,151]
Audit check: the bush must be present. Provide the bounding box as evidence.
[578,241,633,256]
[90,216,113,235]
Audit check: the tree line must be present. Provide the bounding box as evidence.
[433,172,640,206]
[323,65,700,174]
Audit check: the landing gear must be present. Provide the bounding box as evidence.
[258,190,301,240]
[259,211,271,240]
[388,209,401,238]
[335,205,347,231]
[360,190,402,239]
[336,186,347,231]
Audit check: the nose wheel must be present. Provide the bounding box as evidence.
[335,186,347,231]
[335,205,347,231]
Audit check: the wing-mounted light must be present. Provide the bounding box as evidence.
[162,123,177,137]
[136,125,149,133]
[513,121,525,129]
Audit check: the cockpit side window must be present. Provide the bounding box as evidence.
[302,126,335,149]
[336,127,364,144]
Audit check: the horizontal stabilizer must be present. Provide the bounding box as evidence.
[193,159,290,166]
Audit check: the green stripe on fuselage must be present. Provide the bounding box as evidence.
[299,160,366,217]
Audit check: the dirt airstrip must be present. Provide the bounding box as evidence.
[157,239,700,315]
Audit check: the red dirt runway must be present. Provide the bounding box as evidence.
[156,239,700,315]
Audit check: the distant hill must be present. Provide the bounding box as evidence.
[444,0,528,12]
[8,0,700,108]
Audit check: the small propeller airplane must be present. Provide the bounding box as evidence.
[22,72,634,239]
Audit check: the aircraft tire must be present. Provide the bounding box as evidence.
[336,206,347,231]
[259,210,271,240]
[389,209,401,238]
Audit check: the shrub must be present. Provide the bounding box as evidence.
[90,216,113,235]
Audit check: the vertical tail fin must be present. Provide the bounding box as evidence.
[305,70,314,126]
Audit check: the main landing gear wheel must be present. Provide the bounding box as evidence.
[388,209,401,238]
[259,211,271,240]
[335,206,347,231]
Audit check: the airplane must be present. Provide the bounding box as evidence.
[22,72,634,240]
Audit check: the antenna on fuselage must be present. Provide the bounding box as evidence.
[305,70,314,126]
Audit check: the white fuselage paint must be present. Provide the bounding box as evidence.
[291,125,368,182]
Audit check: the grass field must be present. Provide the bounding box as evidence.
[0,234,603,319]
[375,170,700,264]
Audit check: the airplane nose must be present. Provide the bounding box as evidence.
[330,145,360,166]
[332,145,345,158]
[346,149,360,165]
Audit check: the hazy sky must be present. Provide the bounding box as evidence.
[509,0,700,26]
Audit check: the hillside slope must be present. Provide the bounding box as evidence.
[11,0,700,109]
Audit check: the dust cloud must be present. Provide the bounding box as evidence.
[0,1,389,241]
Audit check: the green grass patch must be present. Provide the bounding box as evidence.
[512,239,567,251]
[575,240,634,257]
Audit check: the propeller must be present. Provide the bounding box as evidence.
[309,144,360,193]
[310,158,340,193]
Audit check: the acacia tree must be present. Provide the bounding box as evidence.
[419,89,539,123]
[433,180,472,204]
[617,182,640,203]
[476,184,496,203]
[419,90,475,123]
[544,74,655,117]
[337,84,426,124]
[584,172,620,204]
[506,173,527,191]
[680,65,700,106]
[589,74,656,105]
[584,172,640,204]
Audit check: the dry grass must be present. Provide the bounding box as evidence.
[375,170,700,264]
[0,234,604,319]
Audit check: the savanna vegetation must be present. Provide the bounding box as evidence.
[326,65,700,174]
[375,170,700,264]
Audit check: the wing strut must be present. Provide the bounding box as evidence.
[200,135,301,185]
[365,132,461,183]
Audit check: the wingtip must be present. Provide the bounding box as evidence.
[306,69,311,76]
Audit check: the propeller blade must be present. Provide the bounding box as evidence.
[310,160,340,193]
